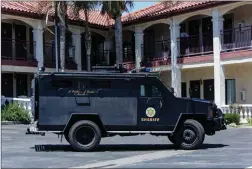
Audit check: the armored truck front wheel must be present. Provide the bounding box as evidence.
[68,120,101,152]
[173,119,205,150]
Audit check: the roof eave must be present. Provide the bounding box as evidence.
[2,8,109,30]
[122,1,235,27]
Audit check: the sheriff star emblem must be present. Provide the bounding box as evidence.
[146,107,156,117]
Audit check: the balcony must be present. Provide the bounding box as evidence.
[221,25,252,51]
[220,25,252,60]
[84,49,135,71]
[141,40,171,67]
[177,33,214,64]
[1,38,37,67]
[44,43,77,70]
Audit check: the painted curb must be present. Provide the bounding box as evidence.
[227,125,252,129]
[1,121,31,125]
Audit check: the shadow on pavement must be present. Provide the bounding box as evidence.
[31,143,229,152]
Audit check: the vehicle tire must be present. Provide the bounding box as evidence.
[68,120,101,152]
[174,119,205,150]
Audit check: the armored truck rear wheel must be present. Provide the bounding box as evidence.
[173,119,205,150]
[68,120,101,152]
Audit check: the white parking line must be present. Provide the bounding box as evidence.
[72,150,195,168]
[246,166,252,169]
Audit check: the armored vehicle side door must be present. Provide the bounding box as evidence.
[137,81,165,130]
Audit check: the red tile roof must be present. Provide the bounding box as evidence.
[122,1,214,22]
[1,1,112,26]
[1,1,227,27]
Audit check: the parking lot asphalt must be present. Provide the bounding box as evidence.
[2,124,252,168]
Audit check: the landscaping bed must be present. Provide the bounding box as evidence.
[1,101,32,125]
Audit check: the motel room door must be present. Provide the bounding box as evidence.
[189,80,201,99]
[203,79,214,102]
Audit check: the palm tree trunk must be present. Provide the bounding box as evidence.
[58,2,67,72]
[114,16,123,65]
[84,10,92,71]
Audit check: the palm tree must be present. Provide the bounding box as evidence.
[38,1,68,72]
[71,1,100,71]
[100,1,134,66]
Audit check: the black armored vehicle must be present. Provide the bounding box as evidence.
[30,65,226,152]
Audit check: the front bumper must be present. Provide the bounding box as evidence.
[212,108,227,131]
[213,116,227,131]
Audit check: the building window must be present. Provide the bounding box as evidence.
[225,79,236,104]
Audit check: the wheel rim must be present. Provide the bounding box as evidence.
[74,126,96,147]
[182,125,197,145]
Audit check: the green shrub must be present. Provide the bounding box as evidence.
[224,113,240,125]
[1,101,31,124]
[247,118,252,124]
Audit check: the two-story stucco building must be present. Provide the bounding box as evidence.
[1,1,252,121]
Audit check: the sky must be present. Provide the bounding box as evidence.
[123,1,159,15]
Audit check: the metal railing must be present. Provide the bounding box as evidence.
[141,40,171,61]
[44,42,76,67]
[1,38,36,61]
[123,47,135,62]
[221,25,252,51]
[178,33,213,57]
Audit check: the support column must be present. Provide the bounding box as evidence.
[33,28,44,69]
[72,33,82,71]
[13,73,16,97]
[212,8,225,107]
[169,18,181,97]
[134,27,144,69]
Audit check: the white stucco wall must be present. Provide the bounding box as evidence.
[226,4,252,28]
[159,64,252,104]
[224,63,252,104]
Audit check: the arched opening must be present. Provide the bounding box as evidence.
[1,19,35,61]
[143,23,170,63]
[179,14,213,57]
[81,31,105,70]
[43,26,75,69]
[221,4,252,51]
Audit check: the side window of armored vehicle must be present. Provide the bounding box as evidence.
[140,84,162,97]
[151,85,162,97]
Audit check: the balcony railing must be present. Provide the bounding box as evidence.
[221,25,252,51]
[141,40,171,60]
[1,38,36,61]
[44,42,76,69]
[141,40,171,67]
[123,47,135,63]
[178,33,213,57]
[91,49,115,66]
